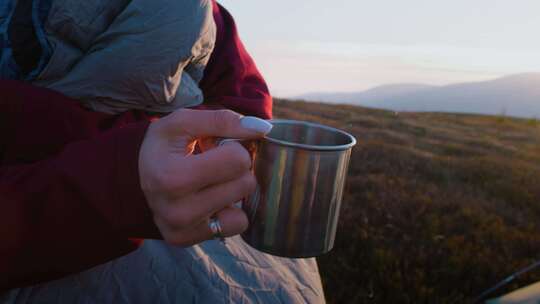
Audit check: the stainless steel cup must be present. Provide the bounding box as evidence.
[241,119,356,258]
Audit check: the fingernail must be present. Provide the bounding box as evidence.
[240,116,273,134]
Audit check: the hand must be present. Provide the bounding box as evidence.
[138,109,272,246]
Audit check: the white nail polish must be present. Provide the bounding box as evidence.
[240,116,273,134]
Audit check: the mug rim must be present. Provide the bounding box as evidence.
[265,119,357,151]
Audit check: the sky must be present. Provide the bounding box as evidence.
[218,0,540,97]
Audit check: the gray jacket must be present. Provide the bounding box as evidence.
[1,0,215,114]
[0,1,326,302]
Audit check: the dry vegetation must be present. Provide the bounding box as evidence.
[273,99,540,303]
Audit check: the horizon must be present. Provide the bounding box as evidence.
[296,72,540,97]
[218,0,540,98]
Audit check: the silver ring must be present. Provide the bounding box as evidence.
[208,217,226,243]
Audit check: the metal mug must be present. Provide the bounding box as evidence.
[238,119,357,258]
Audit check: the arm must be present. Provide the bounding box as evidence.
[199,1,273,120]
[0,81,270,291]
[0,2,272,289]
[0,81,160,291]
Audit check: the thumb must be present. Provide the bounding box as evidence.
[158,109,273,139]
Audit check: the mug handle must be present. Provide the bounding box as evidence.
[217,138,241,147]
[217,138,259,165]
[215,137,259,212]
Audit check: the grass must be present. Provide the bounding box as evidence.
[274,99,540,303]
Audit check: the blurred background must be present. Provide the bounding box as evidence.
[220,0,540,94]
[220,1,540,303]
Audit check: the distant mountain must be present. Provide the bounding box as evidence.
[298,83,436,104]
[297,74,540,118]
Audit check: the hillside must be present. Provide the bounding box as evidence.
[296,73,540,118]
[273,99,540,303]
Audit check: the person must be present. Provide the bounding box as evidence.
[0,0,326,303]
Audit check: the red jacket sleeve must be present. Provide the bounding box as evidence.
[0,3,272,290]
[200,1,273,119]
[0,81,160,291]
